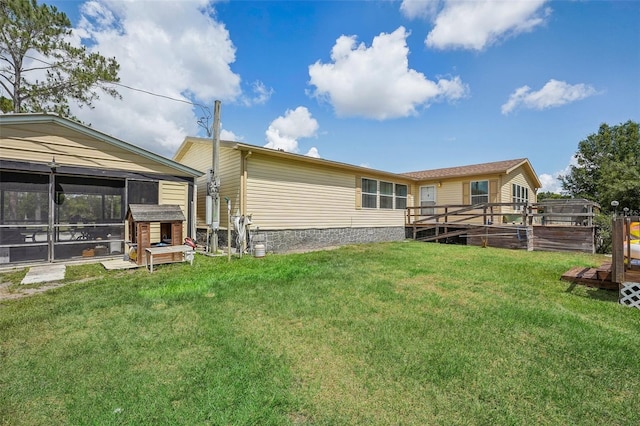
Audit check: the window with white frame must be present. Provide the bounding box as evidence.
[380,181,393,209]
[362,178,377,208]
[471,180,489,204]
[361,178,408,209]
[395,184,407,209]
[512,184,529,211]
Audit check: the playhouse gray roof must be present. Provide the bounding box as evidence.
[127,204,185,222]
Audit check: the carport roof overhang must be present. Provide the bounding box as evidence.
[0,113,204,178]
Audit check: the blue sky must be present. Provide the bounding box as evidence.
[43,0,639,192]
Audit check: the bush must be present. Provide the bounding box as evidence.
[595,213,612,254]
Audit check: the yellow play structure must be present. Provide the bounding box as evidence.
[625,221,640,260]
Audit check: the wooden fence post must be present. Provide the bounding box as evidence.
[611,216,625,284]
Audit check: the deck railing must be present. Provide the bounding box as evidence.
[406,200,599,228]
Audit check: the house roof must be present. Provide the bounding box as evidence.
[0,113,204,178]
[126,204,186,222]
[174,137,543,189]
[402,158,542,188]
[174,137,414,182]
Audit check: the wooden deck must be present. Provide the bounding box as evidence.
[561,263,640,290]
[561,216,640,291]
[409,222,595,253]
[561,264,616,290]
[406,201,599,253]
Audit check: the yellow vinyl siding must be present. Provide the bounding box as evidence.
[414,181,465,206]
[174,140,211,226]
[418,177,499,224]
[174,140,241,229]
[417,176,508,207]
[159,181,188,208]
[502,166,536,213]
[155,181,188,242]
[447,182,460,205]
[245,154,406,230]
[1,125,190,176]
[219,148,242,228]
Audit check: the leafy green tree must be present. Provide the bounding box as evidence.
[560,120,640,212]
[536,191,570,201]
[0,0,120,116]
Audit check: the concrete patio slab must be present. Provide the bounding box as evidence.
[101,259,141,270]
[21,264,66,285]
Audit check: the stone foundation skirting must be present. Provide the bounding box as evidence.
[198,226,406,254]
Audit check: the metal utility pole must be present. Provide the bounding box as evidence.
[206,100,221,253]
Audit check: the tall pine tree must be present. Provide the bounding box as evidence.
[0,0,120,116]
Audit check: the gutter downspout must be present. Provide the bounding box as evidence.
[241,150,252,217]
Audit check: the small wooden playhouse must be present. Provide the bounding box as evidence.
[126,204,185,265]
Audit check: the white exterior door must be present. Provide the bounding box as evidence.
[420,185,436,215]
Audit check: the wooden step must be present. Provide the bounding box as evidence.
[596,263,612,281]
[561,266,617,290]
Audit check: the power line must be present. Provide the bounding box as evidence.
[105,81,214,136]
[21,54,214,135]
[107,81,209,110]
[24,54,208,108]
[108,81,214,136]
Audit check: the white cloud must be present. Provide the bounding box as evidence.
[250,80,274,104]
[401,0,550,51]
[67,0,242,157]
[264,106,319,156]
[538,156,577,193]
[305,147,321,158]
[308,26,468,120]
[501,79,598,114]
[400,0,440,20]
[221,129,242,142]
[539,173,562,194]
[241,80,274,106]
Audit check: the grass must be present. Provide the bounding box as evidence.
[1,241,639,425]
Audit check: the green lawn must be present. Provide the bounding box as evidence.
[1,241,639,425]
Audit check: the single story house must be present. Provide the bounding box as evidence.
[173,137,415,252]
[403,158,542,223]
[0,113,203,266]
[173,137,542,253]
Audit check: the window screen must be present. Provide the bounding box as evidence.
[55,176,125,224]
[0,171,49,225]
[128,180,158,205]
